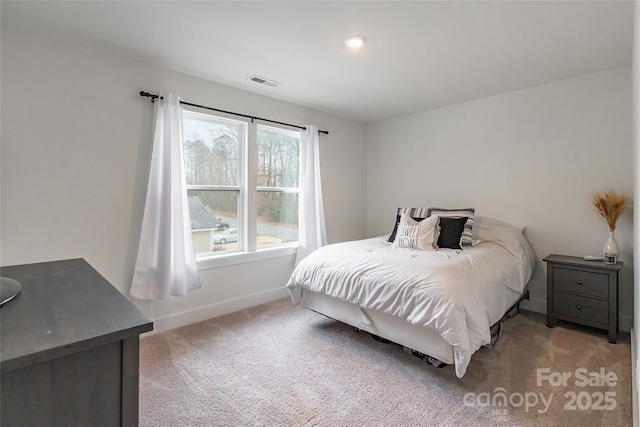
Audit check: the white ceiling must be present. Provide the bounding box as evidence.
[2,1,634,123]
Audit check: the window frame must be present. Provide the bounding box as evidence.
[182,108,300,269]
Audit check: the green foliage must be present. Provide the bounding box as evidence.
[183,117,300,226]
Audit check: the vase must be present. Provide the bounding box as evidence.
[603,231,619,264]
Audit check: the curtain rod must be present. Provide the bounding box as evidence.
[139,91,329,135]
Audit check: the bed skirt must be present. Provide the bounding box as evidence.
[300,288,530,368]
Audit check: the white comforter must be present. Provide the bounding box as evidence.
[287,221,536,378]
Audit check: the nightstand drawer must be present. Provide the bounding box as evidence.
[552,267,608,298]
[553,292,608,325]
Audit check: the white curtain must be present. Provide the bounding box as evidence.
[295,125,327,266]
[130,93,201,299]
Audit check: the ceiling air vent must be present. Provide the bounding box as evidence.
[248,75,281,88]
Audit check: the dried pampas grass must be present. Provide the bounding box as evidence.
[592,189,631,232]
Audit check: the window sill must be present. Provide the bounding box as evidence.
[196,244,298,270]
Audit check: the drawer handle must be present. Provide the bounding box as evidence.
[576,280,583,285]
[576,304,583,310]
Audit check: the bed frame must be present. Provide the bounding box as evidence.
[301,287,530,367]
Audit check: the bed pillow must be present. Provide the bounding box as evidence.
[427,207,475,247]
[472,216,526,242]
[388,207,429,243]
[436,217,468,250]
[474,218,535,271]
[392,213,440,251]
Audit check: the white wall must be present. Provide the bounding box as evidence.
[367,68,634,328]
[2,23,633,334]
[0,27,367,331]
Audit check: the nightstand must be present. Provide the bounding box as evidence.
[544,254,621,343]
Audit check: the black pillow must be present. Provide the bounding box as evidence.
[437,217,468,250]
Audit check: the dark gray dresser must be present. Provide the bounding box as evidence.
[544,254,621,344]
[0,258,153,426]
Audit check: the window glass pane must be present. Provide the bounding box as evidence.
[256,191,298,248]
[187,190,239,254]
[183,113,240,186]
[257,128,299,188]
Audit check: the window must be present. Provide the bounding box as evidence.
[182,110,300,259]
[256,126,299,249]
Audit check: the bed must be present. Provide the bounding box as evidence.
[286,210,536,378]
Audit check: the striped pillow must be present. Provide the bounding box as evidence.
[427,207,475,247]
[388,207,429,243]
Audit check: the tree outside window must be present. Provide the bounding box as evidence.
[182,110,299,256]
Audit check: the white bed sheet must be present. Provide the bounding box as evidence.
[287,226,535,378]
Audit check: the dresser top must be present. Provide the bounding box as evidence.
[0,258,153,372]
[543,254,623,271]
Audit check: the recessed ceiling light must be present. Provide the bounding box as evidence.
[345,35,366,49]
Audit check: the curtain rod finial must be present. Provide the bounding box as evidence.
[140,91,159,103]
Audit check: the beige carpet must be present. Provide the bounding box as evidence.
[139,298,631,426]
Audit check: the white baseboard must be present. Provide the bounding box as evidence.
[519,296,546,314]
[142,287,291,336]
[140,288,635,335]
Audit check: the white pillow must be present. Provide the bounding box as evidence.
[474,217,529,257]
[473,216,526,245]
[392,213,440,251]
